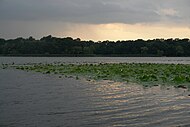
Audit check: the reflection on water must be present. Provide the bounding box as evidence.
[0,69,190,127]
[86,80,190,127]
[1,57,190,64]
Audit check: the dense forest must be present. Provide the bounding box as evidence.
[0,35,190,57]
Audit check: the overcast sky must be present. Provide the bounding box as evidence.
[0,0,190,40]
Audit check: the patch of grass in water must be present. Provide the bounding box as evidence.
[12,63,190,88]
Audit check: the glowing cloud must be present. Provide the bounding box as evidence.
[0,0,190,40]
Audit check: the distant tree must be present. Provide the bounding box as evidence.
[28,36,35,41]
[176,45,184,56]
[141,46,148,54]
[0,36,190,57]
[157,50,164,56]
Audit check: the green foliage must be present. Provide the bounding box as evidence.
[0,36,190,56]
[13,63,190,88]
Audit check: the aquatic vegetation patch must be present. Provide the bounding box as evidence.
[0,64,8,69]
[13,63,190,88]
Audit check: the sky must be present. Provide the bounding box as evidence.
[0,0,190,41]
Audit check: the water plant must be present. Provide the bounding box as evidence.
[13,63,190,88]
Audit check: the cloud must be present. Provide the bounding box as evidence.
[51,23,190,41]
[1,21,190,41]
[157,8,178,17]
[1,0,190,40]
[1,0,189,25]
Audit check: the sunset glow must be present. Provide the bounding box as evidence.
[0,0,190,40]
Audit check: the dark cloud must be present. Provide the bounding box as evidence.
[0,0,189,24]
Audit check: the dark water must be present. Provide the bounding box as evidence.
[1,57,190,64]
[0,69,190,127]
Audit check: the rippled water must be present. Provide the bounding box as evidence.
[1,57,190,64]
[0,69,190,127]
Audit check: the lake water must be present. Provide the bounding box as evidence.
[1,57,190,64]
[0,57,190,127]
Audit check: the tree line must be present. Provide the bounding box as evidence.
[0,35,190,57]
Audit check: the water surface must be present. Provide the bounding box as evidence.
[0,69,190,127]
[1,57,190,64]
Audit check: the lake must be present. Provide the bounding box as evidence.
[1,57,190,64]
[0,57,190,127]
